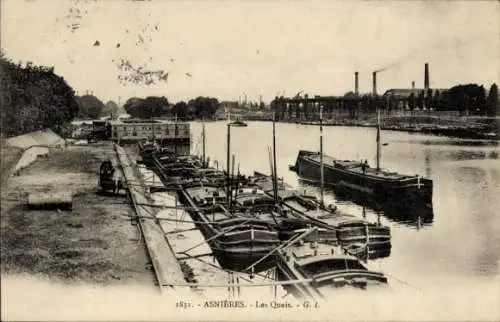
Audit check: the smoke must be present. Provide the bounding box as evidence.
[373,36,482,74]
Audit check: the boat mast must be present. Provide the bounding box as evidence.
[174,114,178,154]
[376,108,381,172]
[151,115,155,143]
[202,121,206,167]
[272,111,279,205]
[319,104,324,208]
[226,121,231,207]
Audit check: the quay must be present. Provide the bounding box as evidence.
[136,142,389,300]
[123,146,290,300]
[114,144,189,294]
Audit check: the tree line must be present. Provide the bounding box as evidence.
[403,84,499,116]
[123,96,219,120]
[271,83,500,119]
[0,53,79,137]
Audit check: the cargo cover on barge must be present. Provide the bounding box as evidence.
[290,150,433,210]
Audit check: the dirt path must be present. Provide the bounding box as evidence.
[0,146,23,185]
[1,143,154,285]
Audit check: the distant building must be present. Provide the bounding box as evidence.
[91,119,190,143]
[383,88,424,99]
[220,101,239,110]
[383,88,449,99]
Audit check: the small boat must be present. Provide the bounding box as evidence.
[276,239,388,299]
[229,118,248,127]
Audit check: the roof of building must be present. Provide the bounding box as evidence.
[108,118,189,125]
[383,88,449,98]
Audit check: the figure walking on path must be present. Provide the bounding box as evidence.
[362,159,368,175]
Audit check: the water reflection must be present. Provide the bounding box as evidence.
[297,179,434,228]
[449,165,500,277]
[393,138,499,147]
[187,121,500,285]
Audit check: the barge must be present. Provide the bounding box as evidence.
[290,150,433,210]
[290,109,433,212]
[176,181,281,273]
[276,235,388,299]
[249,172,391,259]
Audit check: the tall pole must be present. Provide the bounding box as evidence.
[226,123,231,206]
[151,115,155,143]
[272,111,278,205]
[320,104,324,208]
[174,114,178,154]
[202,122,206,167]
[376,108,381,172]
[231,153,236,211]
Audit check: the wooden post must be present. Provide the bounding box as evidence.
[319,104,324,208]
[226,123,231,207]
[272,111,279,206]
[202,122,206,167]
[376,108,381,172]
[175,194,178,228]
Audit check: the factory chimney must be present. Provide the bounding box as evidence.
[372,71,377,96]
[424,63,429,91]
[355,72,359,96]
[411,81,415,90]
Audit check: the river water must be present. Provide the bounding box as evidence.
[187,121,499,314]
[3,121,499,321]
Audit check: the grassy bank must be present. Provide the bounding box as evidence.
[1,144,154,285]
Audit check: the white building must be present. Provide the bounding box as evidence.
[109,119,190,143]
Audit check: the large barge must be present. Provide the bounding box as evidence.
[290,109,433,213]
[290,150,433,210]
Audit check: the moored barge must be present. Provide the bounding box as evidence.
[290,150,433,210]
[249,172,391,259]
[276,237,388,299]
[177,181,281,273]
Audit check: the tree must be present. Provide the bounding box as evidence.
[477,86,487,115]
[76,95,105,119]
[433,90,441,111]
[143,96,169,118]
[486,83,499,116]
[0,53,78,136]
[425,88,433,110]
[186,97,219,119]
[416,90,424,110]
[103,100,119,118]
[123,96,169,118]
[171,101,187,119]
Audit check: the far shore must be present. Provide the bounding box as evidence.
[216,114,500,141]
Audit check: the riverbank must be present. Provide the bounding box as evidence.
[0,142,153,285]
[242,114,500,140]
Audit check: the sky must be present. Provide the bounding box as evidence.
[1,0,499,104]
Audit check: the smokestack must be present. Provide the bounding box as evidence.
[355,72,359,96]
[424,63,429,91]
[411,81,415,90]
[372,71,377,96]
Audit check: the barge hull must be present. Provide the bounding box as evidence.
[293,150,433,209]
